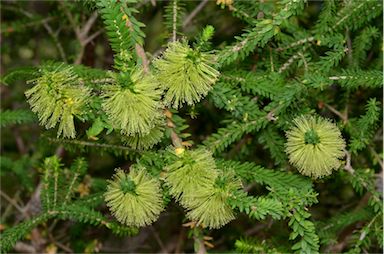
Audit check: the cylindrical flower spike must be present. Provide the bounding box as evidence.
[25,66,91,138]
[104,166,164,227]
[102,69,163,136]
[285,115,346,179]
[184,171,242,229]
[164,148,218,201]
[153,41,220,109]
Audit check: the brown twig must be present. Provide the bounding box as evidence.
[276,36,315,52]
[0,190,28,218]
[344,149,354,174]
[269,46,274,72]
[182,0,209,29]
[245,222,269,236]
[12,128,27,154]
[244,183,256,192]
[83,29,103,45]
[60,2,101,64]
[298,52,308,72]
[324,103,348,123]
[1,191,21,221]
[79,12,99,41]
[47,231,74,253]
[174,227,186,253]
[172,0,178,41]
[157,235,179,253]
[14,242,36,253]
[1,16,55,34]
[150,226,166,251]
[123,14,150,72]
[42,21,67,62]
[165,109,183,148]
[266,109,277,122]
[278,45,309,73]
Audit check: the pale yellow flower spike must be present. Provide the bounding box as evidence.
[104,166,164,227]
[184,170,242,229]
[153,41,220,109]
[164,148,218,201]
[285,115,346,179]
[25,66,91,139]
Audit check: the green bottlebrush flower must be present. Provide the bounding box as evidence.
[104,166,164,227]
[25,66,91,138]
[164,148,218,201]
[153,41,220,108]
[285,115,346,179]
[122,124,165,150]
[102,69,163,136]
[184,171,242,229]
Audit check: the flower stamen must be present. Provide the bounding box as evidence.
[304,129,320,145]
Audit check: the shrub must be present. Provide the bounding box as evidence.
[1,0,382,253]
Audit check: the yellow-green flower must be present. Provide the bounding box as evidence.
[25,66,91,138]
[122,125,164,150]
[285,115,346,179]
[153,41,220,109]
[184,171,242,229]
[164,148,218,201]
[104,166,164,227]
[102,69,163,136]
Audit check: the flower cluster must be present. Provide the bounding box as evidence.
[25,39,220,146]
[164,148,218,201]
[25,66,91,138]
[285,115,346,179]
[104,166,164,227]
[164,148,241,229]
[102,69,163,137]
[153,41,220,109]
[184,171,242,229]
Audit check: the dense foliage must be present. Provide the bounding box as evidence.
[1,0,382,253]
